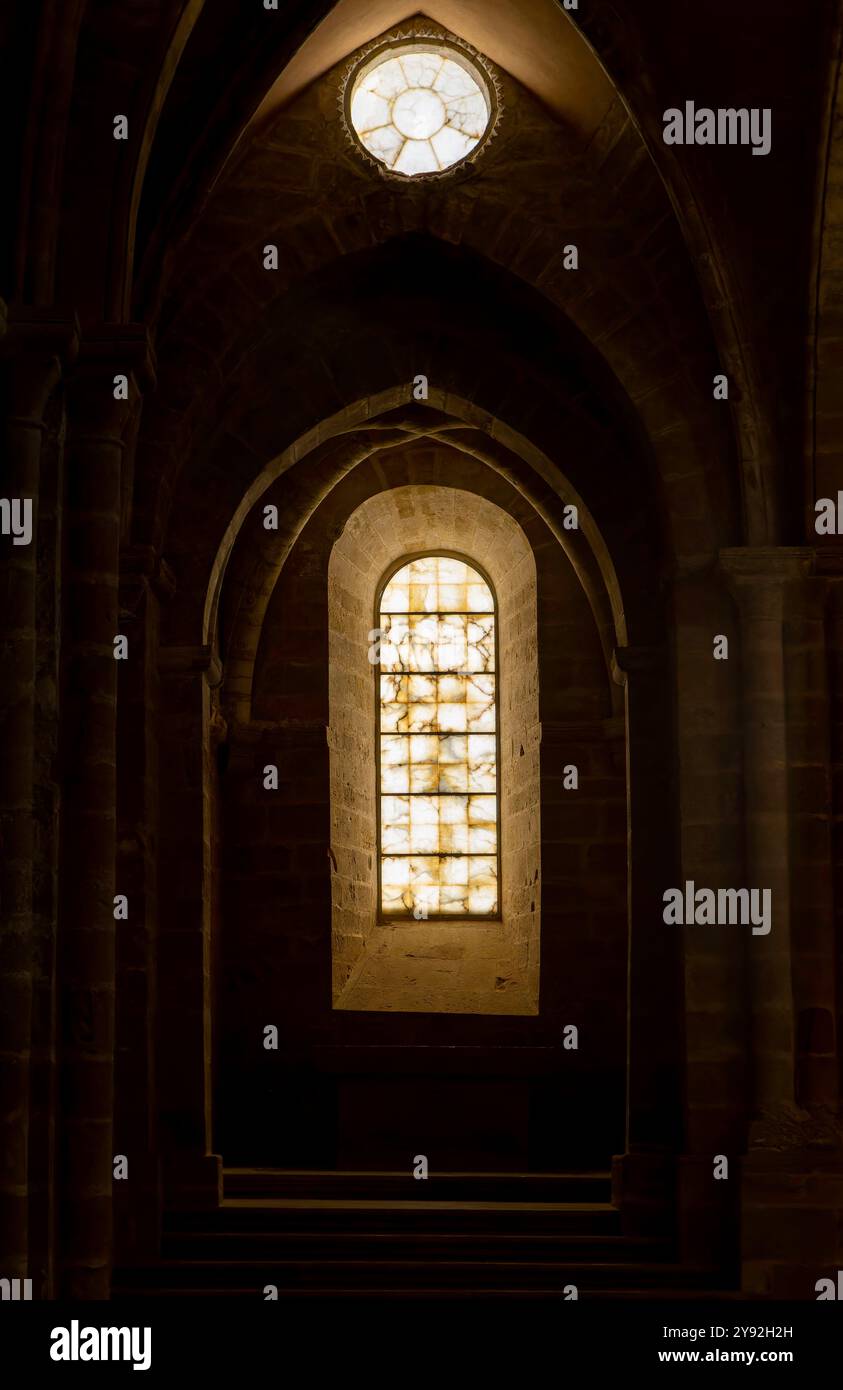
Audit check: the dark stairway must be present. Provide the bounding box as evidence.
[113,1169,733,1300]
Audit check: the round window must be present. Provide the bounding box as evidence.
[348,44,493,178]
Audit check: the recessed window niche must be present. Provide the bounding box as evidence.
[328,486,540,1015]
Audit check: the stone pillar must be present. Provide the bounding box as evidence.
[58,327,153,1298]
[671,565,745,1272]
[611,643,682,1231]
[719,548,812,1123]
[0,309,77,1284]
[720,547,843,1297]
[113,550,173,1261]
[786,564,837,1110]
[828,564,843,1099]
[157,645,223,1209]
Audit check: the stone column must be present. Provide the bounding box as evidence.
[828,565,843,1101]
[671,565,745,1270]
[157,645,223,1209]
[58,326,153,1298]
[720,548,835,1298]
[720,548,813,1124]
[113,550,174,1260]
[611,643,682,1231]
[786,563,837,1110]
[0,309,78,1283]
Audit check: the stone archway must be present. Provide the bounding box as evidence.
[153,369,682,1195]
[212,465,629,1172]
[326,486,541,1015]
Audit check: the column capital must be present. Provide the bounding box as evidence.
[718,546,815,585]
[540,716,624,744]
[159,644,222,688]
[815,545,843,578]
[611,643,668,686]
[0,306,81,421]
[66,324,156,438]
[76,323,156,391]
[1,304,80,363]
[121,544,177,602]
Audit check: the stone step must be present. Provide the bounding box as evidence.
[172,1197,622,1236]
[114,1285,741,1302]
[113,1259,723,1295]
[163,1229,668,1262]
[223,1168,613,1204]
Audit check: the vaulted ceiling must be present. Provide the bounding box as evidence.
[5,0,839,581]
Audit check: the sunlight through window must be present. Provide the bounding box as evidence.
[378,555,499,917]
[350,48,491,176]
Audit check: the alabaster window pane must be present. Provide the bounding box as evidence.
[382,824,409,854]
[381,705,406,734]
[467,734,497,792]
[381,883,406,915]
[382,558,491,613]
[434,60,479,100]
[467,583,494,612]
[409,820,439,855]
[437,580,465,611]
[378,616,404,671]
[466,704,495,733]
[468,824,496,854]
[382,856,441,914]
[407,706,436,733]
[467,616,494,672]
[400,51,442,89]
[362,124,405,167]
[440,818,469,853]
[351,53,489,177]
[407,615,438,669]
[438,674,463,703]
[444,94,488,137]
[351,89,391,133]
[378,555,498,916]
[394,139,440,176]
[409,674,436,701]
[468,861,498,914]
[431,125,475,168]
[381,583,409,614]
[365,57,406,100]
[437,703,467,732]
[441,856,470,886]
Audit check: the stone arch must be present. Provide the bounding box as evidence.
[326,485,541,1014]
[213,464,631,1167]
[139,112,739,566]
[227,430,620,730]
[201,386,625,690]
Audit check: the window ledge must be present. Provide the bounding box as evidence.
[334,919,538,1016]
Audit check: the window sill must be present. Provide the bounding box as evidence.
[333,918,538,1016]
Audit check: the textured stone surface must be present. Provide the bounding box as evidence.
[1,0,842,1302]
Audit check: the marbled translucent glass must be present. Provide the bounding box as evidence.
[350,50,490,176]
[379,557,498,916]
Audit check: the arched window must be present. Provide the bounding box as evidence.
[377,554,499,919]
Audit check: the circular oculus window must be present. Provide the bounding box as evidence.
[349,46,492,177]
